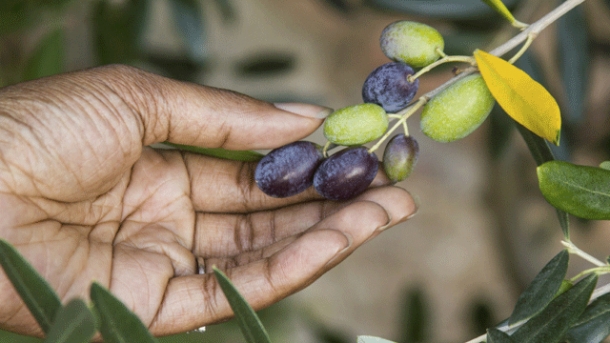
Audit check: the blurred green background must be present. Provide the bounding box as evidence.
[2,0,610,342]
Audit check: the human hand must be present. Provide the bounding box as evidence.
[0,65,416,337]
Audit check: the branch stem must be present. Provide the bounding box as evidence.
[368,98,426,153]
[562,240,606,267]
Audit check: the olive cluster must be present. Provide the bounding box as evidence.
[255,20,495,201]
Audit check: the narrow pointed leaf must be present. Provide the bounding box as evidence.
[599,161,610,171]
[213,267,272,343]
[486,328,516,343]
[509,250,569,325]
[510,274,598,343]
[357,336,396,343]
[163,143,263,162]
[480,0,526,28]
[168,0,207,63]
[557,2,589,125]
[23,27,64,81]
[537,161,610,220]
[42,299,95,343]
[399,286,429,343]
[515,124,569,238]
[90,283,158,343]
[0,240,62,334]
[475,49,561,145]
[565,293,610,343]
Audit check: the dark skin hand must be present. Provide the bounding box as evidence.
[0,65,416,337]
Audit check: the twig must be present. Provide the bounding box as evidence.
[421,0,586,102]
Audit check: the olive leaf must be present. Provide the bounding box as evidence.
[510,274,598,343]
[0,239,62,334]
[90,282,158,343]
[42,299,96,343]
[480,0,527,28]
[486,328,516,343]
[565,293,610,343]
[557,1,589,125]
[537,161,610,220]
[474,49,561,145]
[213,267,272,343]
[509,250,569,326]
[163,142,263,162]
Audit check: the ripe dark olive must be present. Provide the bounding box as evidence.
[255,141,324,198]
[313,146,378,201]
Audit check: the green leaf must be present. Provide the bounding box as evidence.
[168,0,207,63]
[90,283,158,343]
[515,123,570,238]
[42,299,95,343]
[510,274,598,343]
[480,0,527,28]
[357,336,396,343]
[557,1,589,125]
[475,49,561,145]
[23,27,64,81]
[488,104,514,159]
[509,250,569,325]
[213,267,272,343]
[398,286,429,343]
[164,142,264,162]
[565,293,610,343]
[537,161,610,220]
[364,0,520,20]
[486,328,516,343]
[0,239,62,334]
[92,0,148,64]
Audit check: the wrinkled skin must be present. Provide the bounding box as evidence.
[0,65,417,338]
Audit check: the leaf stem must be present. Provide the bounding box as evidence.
[368,98,426,154]
[562,240,606,267]
[508,33,537,64]
[407,55,475,82]
[569,266,610,283]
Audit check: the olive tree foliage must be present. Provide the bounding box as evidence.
[2,0,610,343]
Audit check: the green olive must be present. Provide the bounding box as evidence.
[324,103,388,146]
[380,21,444,68]
[420,74,495,142]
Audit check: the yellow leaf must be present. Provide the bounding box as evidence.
[481,0,527,28]
[474,49,561,145]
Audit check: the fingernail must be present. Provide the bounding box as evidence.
[324,232,353,268]
[405,192,421,220]
[376,207,394,232]
[274,102,333,119]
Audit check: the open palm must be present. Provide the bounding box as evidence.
[0,65,416,337]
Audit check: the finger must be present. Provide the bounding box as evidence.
[193,186,416,259]
[86,65,332,150]
[184,153,393,213]
[196,187,417,269]
[149,200,388,335]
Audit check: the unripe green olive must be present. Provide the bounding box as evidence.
[324,103,388,146]
[380,20,444,68]
[420,74,495,143]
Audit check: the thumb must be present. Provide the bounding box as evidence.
[95,65,332,150]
